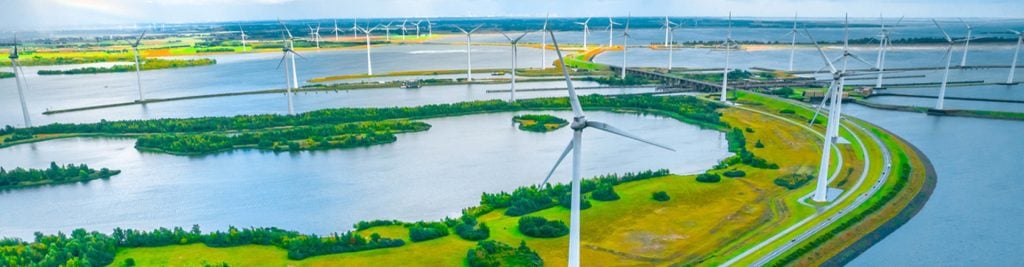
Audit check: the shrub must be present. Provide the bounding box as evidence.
[590,185,620,201]
[755,140,765,148]
[518,216,569,238]
[745,127,755,133]
[696,173,722,183]
[466,240,543,267]
[722,170,747,178]
[779,109,796,114]
[454,215,490,241]
[558,193,591,210]
[773,173,815,190]
[408,222,449,242]
[652,191,670,201]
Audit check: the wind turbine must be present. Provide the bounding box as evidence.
[619,14,632,79]
[932,19,961,110]
[358,24,379,75]
[412,20,422,37]
[874,15,904,89]
[350,18,361,38]
[130,30,147,102]
[542,28,675,267]
[426,18,435,37]
[239,24,248,52]
[667,19,682,70]
[540,14,550,70]
[501,31,529,102]
[332,19,342,40]
[783,12,799,71]
[1007,30,1023,84]
[454,24,483,81]
[378,22,394,41]
[717,12,736,102]
[607,17,621,47]
[308,24,321,49]
[575,17,592,50]
[959,18,974,67]
[400,19,409,40]
[277,20,304,115]
[804,29,846,203]
[8,36,31,126]
[661,16,677,46]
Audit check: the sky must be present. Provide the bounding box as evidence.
[1,0,1022,30]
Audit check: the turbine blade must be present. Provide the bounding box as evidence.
[276,55,287,70]
[932,19,953,43]
[547,30,585,117]
[541,140,574,185]
[848,53,876,68]
[500,31,513,41]
[802,29,838,74]
[586,121,675,151]
[454,25,467,34]
[808,81,835,126]
[134,30,147,47]
[514,32,529,43]
[471,24,483,33]
[290,50,306,60]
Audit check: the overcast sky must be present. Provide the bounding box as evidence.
[1,0,1021,30]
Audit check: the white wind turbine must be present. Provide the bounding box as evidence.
[607,17,621,47]
[400,19,409,40]
[874,15,904,89]
[783,12,799,71]
[239,24,248,52]
[332,19,342,40]
[130,30,147,102]
[412,20,422,37]
[576,17,592,50]
[378,22,394,41]
[542,29,675,267]
[276,20,304,115]
[932,19,964,110]
[619,14,632,79]
[501,31,529,102]
[661,16,677,46]
[454,24,483,81]
[804,29,847,203]
[426,18,435,37]
[308,24,321,49]
[717,12,737,102]
[8,36,32,127]
[350,18,361,38]
[358,24,379,75]
[1006,30,1023,84]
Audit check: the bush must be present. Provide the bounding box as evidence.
[773,173,815,190]
[652,191,670,202]
[722,170,747,178]
[779,109,796,114]
[466,240,543,267]
[408,222,449,242]
[696,173,721,183]
[755,140,765,148]
[590,185,620,201]
[558,193,591,210]
[454,215,490,241]
[518,216,569,238]
[745,127,755,133]
[772,87,795,96]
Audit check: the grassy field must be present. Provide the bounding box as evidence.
[109,100,853,266]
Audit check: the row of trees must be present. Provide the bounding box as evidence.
[0,225,406,266]
[0,162,118,189]
[717,128,779,170]
[478,169,671,217]
[7,94,725,138]
[37,58,216,75]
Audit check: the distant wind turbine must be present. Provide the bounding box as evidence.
[607,17,621,47]
[874,15,904,89]
[661,16,677,46]
[358,25,379,75]
[454,24,483,81]
[576,17,592,50]
[8,36,32,127]
[308,24,321,49]
[540,14,550,70]
[380,21,394,41]
[412,20,422,37]
[783,12,799,71]
[620,14,631,79]
[501,31,529,102]
[277,20,304,115]
[1007,30,1023,84]
[959,18,974,67]
[718,12,736,102]
[667,20,682,70]
[426,18,435,37]
[932,19,962,110]
[350,18,360,38]
[542,28,675,267]
[333,19,342,40]
[239,24,248,52]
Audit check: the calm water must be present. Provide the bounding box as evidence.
[0,111,730,240]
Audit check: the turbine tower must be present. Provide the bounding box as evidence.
[542,28,675,267]
[9,36,32,127]
[718,12,735,102]
[932,19,962,110]
[784,12,799,71]
[379,21,394,41]
[454,24,483,81]
[308,24,322,49]
[277,20,303,115]
[239,24,248,52]
[130,30,147,102]
[1007,30,1023,84]
[620,15,632,79]
[607,17,621,47]
[501,31,529,102]
[426,18,435,37]
[667,19,682,70]
[358,25,379,75]
[875,16,904,89]
[575,17,592,50]
[661,16,677,46]
[959,18,974,67]
[412,20,422,37]
[350,18,360,38]
[400,19,409,40]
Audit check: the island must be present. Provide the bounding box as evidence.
[36,58,216,75]
[0,162,120,190]
[512,114,569,132]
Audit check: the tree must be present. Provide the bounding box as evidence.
[652,191,670,202]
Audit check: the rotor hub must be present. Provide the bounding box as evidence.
[570,117,587,130]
